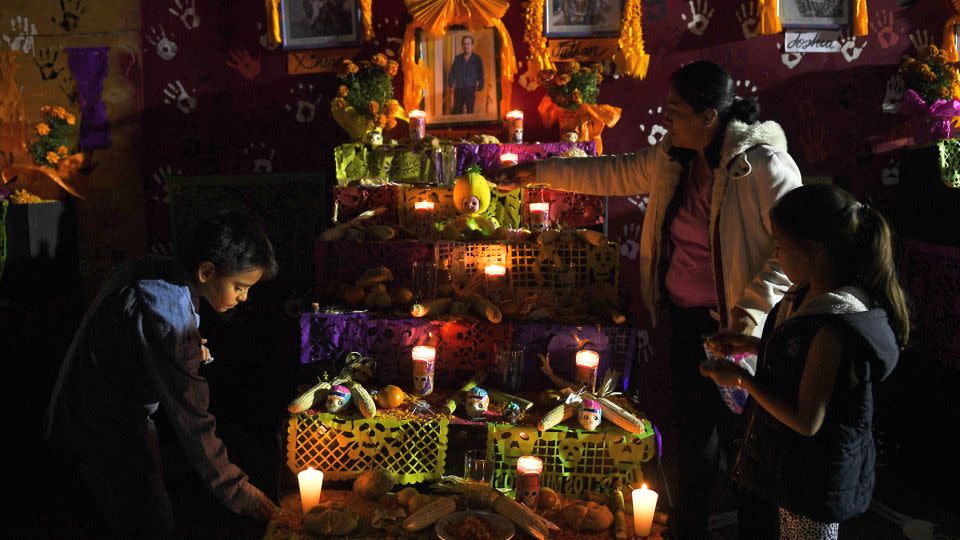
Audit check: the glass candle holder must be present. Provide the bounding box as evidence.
[409,109,426,141]
[529,202,550,231]
[515,456,543,510]
[506,110,524,143]
[500,152,519,167]
[575,350,600,392]
[411,345,436,396]
[483,264,507,301]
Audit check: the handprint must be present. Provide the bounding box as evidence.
[681,0,713,36]
[881,159,900,186]
[169,0,200,30]
[871,10,900,49]
[284,82,322,123]
[2,16,38,54]
[58,74,79,104]
[257,22,279,51]
[882,75,904,114]
[162,81,197,114]
[627,194,649,214]
[839,33,867,63]
[151,165,181,204]
[908,29,930,52]
[777,42,803,70]
[33,48,64,81]
[225,48,261,80]
[735,79,758,94]
[639,107,667,146]
[51,0,86,32]
[146,25,177,61]
[244,142,275,174]
[619,223,641,261]
[736,1,759,39]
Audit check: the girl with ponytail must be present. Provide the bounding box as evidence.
[496,60,802,539]
[702,184,907,539]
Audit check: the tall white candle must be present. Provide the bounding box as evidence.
[298,467,324,514]
[632,483,658,537]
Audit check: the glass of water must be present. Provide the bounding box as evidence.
[464,449,494,508]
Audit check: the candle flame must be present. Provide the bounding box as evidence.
[506,110,524,119]
[409,109,425,118]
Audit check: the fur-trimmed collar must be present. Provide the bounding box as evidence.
[720,119,788,168]
[776,284,872,326]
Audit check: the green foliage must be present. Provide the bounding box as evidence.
[541,62,603,111]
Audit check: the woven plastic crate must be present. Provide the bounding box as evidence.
[434,241,509,276]
[287,412,449,484]
[487,421,658,496]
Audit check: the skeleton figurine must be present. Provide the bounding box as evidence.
[365,129,384,149]
[561,131,579,143]
[464,387,490,420]
[502,401,522,424]
[326,385,352,414]
[578,399,603,431]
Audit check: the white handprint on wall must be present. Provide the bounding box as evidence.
[839,33,867,63]
[777,43,803,70]
[638,107,666,146]
[681,0,713,36]
[908,29,930,52]
[146,25,177,61]
[284,83,322,123]
[736,1,758,39]
[2,16,38,54]
[162,81,197,114]
[881,159,900,186]
[151,165,182,204]
[619,223,641,261]
[244,142,276,173]
[257,22,279,51]
[169,0,200,30]
[882,75,904,114]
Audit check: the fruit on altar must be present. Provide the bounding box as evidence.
[562,500,614,532]
[353,468,395,499]
[375,385,406,409]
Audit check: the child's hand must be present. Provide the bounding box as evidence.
[201,338,214,364]
[494,161,536,191]
[699,358,748,387]
[704,331,759,357]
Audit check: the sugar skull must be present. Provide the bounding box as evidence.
[366,129,383,148]
[465,387,490,419]
[559,434,584,467]
[325,385,352,414]
[578,400,603,431]
[561,131,579,143]
[502,402,522,424]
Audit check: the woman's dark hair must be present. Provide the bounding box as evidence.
[671,61,760,167]
[180,211,278,280]
[770,184,910,347]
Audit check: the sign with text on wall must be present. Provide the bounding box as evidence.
[547,39,617,63]
[288,49,360,75]
[784,31,841,53]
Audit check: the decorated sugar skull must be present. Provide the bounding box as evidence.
[578,399,603,431]
[502,401,522,424]
[561,131,579,143]
[365,129,384,148]
[465,387,490,419]
[325,385,352,414]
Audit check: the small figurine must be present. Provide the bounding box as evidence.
[511,125,523,144]
[341,352,376,384]
[577,399,603,431]
[365,129,384,148]
[561,131,579,143]
[502,401,522,424]
[464,387,490,419]
[326,384,353,413]
[453,166,492,215]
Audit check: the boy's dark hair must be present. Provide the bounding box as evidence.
[180,211,278,280]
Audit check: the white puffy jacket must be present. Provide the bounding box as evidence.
[537,120,802,335]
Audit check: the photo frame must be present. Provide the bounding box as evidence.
[279,0,363,49]
[417,27,502,127]
[778,0,851,29]
[544,0,624,38]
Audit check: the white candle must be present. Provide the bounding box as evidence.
[412,345,436,395]
[484,264,507,301]
[298,467,324,514]
[500,152,519,167]
[409,109,426,141]
[575,350,600,392]
[529,202,550,230]
[632,483,658,537]
[506,110,524,143]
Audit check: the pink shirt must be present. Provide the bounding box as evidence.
[665,167,717,308]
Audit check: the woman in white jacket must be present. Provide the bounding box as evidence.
[497,61,801,539]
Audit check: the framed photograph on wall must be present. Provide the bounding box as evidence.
[778,0,851,28]
[418,26,501,127]
[544,0,623,38]
[280,0,363,49]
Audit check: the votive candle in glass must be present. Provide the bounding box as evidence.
[412,345,436,396]
[484,264,507,300]
[529,202,550,231]
[500,152,519,167]
[409,109,426,141]
[515,455,543,510]
[506,110,524,143]
[575,349,600,392]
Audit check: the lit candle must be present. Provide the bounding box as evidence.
[632,483,659,537]
[412,345,436,396]
[515,456,543,510]
[575,349,600,392]
[506,110,524,143]
[499,152,519,167]
[484,264,507,302]
[528,202,550,231]
[298,467,324,514]
[409,109,426,141]
[414,200,435,212]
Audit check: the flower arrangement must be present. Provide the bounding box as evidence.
[539,62,603,111]
[29,106,76,168]
[898,44,960,104]
[331,53,403,137]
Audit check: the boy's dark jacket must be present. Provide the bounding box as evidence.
[733,285,899,523]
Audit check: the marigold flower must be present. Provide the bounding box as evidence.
[46,151,60,164]
[65,113,76,125]
[332,97,348,109]
[387,60,399,77]
[568,61,581,72]
[347,63,359,74]
[368,101,380,114]
[372,53,388,67]
[35,123,50,136]
[58,145,69,156]
[556,73,571,86]
[940,87,951,98]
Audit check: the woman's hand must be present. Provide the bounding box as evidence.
[699,358,750,387]
[704,331,759,357]
[494,161,537,192]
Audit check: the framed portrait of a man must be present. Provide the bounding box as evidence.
[280,0,363,49]
[544,0,623,38]
[418,27,501,126]
[778,0,850,28]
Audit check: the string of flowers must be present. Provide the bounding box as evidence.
[898,44,960,104]
[29,106,76,168]
[332,53,401,131]
[540,62,603,111]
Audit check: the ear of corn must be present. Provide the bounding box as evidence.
[492,494,548,540]
[410,297,452,317]
[287,380,331,414]
[486,389,533,411]
[587,394,647,434]
[349,382,377,418]
[537,403,572,431]
[402,497,456,532]
[443,371,488,415]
